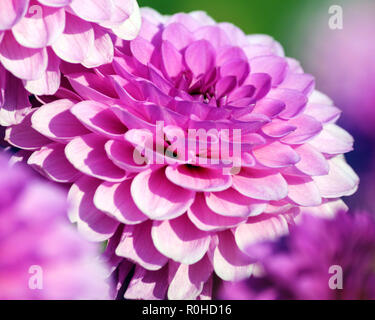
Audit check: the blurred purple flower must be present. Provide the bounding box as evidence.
[219,211,375,300]
[0,154,110,300]
[304,0,375,137]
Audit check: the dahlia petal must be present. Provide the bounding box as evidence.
[130,37,154,65]
[27,143,81,183]
[313,157,359,198]
[185,40,215,77]
[0,70,30,126]
[66,72,117,104]
[165,165,232,192]
[205,188,267,218]
[294,144,329,176]
[246,74,273,104]
[131,168,195,220]
[94,180,148,225]
[31,99,90,143]
[253,141,300,168]
[24,48,61,95]
[69,0,112,22]
[65,134,127,182]
[213,231,253,281]
[304,102,341,124]
[71,101,126,139]
[124,265,168,300]
[253,98,285,118]
[0,32,47,80]
[262,119,297,138]
[250,55,288,85]
[152,214,211,265]
[234,214,289,256]
[12,5,65,48]
[169,13,202,32]
[161,40,183,79]
[279,73,315,95]
[52,13,94,64]
[82,26,114,68]
[215,76,237,99]
[5,111,51,150]
[105,140,149,172]
[162,23,194,51]
[309,124,354,155]
[194,25,231,49]
[268,88,308,119]
[111,0,141,41]
[280,115,323,144]
[68,176,119,242]
[187,193,246,231]
[232,168,288,201]
[37,0,71,6]
[168,255,213,300]
[116,221,168,271]
[0,0,28,30]
[220,59,250,85]
[284,175,322,207]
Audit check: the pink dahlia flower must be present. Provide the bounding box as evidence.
[4,8,359,300]
[219,211,375,300]
[0,0,141,126]
[0,154,110,299]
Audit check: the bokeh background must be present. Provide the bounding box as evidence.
[139,0,375,213]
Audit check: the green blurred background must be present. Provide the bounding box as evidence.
[138,0,343,65]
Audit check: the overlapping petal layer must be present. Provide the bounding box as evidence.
[4,8,359,300]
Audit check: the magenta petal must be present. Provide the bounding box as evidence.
[161,40,183,79]
[5,111,51,150]
[52,13,94,64]
[12,5,65,48]
[116,221,168,271]
[313,157,359,198]
[284,175,322,207]
[309,124,354,155]
[124,265,168,300]
[168,255,213,300]
[152,214,211,264]
[69,0,112,22]
[28,143,81,183]
[94,180,148,225]
[253,141,300,168]
[162,22,193,51]
[205,188,267,218]
[281,115,323,145]
[82,26,114,68]
[268,88,308,119]
[71,101,126,139]
[294,144,329,176]
[232,168,288,201]
[65,134,127,182]
[131,168,195,220]
[187,193,246,231]
[24,48,61,95]
[68,176,119,241]
[0,0,28,30]
[234,214,289,257]
[38,0,72,6]
[184,40,215,77]
[0,32,48,80]
[213,231,253,281]
[31,99,90,143]
[0,70,30,126]
[105,140,149,172]
[165,165,232,192]
[250,55,288,86]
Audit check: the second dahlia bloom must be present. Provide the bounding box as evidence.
[219,211,375,300]
[0,0,141,125]
[5,8,359,299]
[0,154,110,299]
